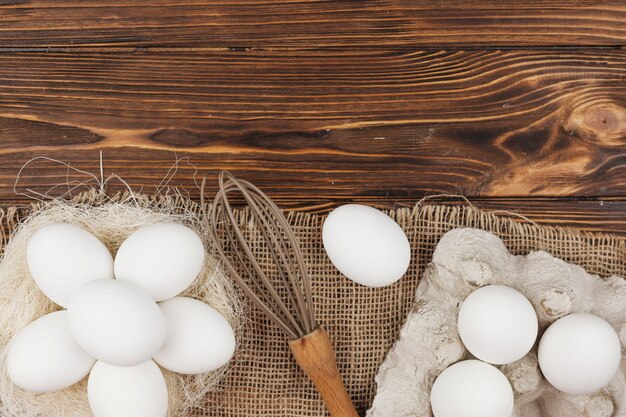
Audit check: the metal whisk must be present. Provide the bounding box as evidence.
[202,171,358,417]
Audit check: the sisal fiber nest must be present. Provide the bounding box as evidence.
[0,190,242,417]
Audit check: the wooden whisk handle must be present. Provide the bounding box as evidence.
[289,327,360,417]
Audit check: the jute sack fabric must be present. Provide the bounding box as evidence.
[0,193,624,417]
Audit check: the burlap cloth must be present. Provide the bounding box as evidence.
[0,195,624,417]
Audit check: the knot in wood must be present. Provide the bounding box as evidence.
[564,100,626,146]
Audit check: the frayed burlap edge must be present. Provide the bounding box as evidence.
[0,190,623,267]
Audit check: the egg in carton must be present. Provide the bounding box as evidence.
[367,228,626,417]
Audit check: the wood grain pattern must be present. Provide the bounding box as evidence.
[5,151,626,234]
[429,198,626,235]
[0,4,624,237]
[0,1,625,48]
[0,49,624,202]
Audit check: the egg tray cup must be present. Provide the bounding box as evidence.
[0,190,242,417]
[368,228,626,417]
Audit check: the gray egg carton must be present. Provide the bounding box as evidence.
[367,228,626,417]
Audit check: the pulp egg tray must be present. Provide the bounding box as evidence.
[367,228,626,417]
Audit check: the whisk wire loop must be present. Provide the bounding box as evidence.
[202,171,318,340]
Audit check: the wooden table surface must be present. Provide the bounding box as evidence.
[0,1,624,234]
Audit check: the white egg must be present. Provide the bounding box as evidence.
[26,223,114,307]
[538,313,621,394]
[6,311,95,392]
[67,279,165,367]
[88,360,168,417]
[322,204,410,287]
[154,297,236,374]
[114,223,205,301]
[458,285,538,365]
[430,360,514,417]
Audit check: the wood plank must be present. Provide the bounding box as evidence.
[2,188,625,235]
[435,197,626,235]
[0,49,624,200]
[0,1,624,49]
